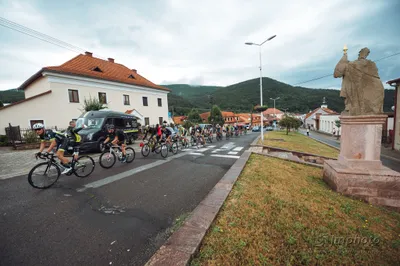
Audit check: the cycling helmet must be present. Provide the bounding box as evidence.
[33,123,44,130]
[107,124,115,130]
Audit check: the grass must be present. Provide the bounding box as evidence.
[191,154,400,265]
[260,130,339,158]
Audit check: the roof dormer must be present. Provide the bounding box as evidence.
[128,74,135,79]
[92,66,103,73]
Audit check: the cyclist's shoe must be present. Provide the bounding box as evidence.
[61,167,72,174]
[121,156,127,163]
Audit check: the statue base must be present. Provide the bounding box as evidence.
[323,115,400,210]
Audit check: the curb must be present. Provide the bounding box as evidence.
[250,135,261,147]
[252,151,323,169]
[145,150,252,266]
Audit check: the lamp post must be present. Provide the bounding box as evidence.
[245,34,276,141]
[270,97,280,129]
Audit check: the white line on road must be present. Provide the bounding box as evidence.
[210,154,240,159]
[228,151,238,155]
[211,149,222,153]
[76,152,189,192]
[188,153,205,156]
[221,142,235,150]
[208,145,216,148]
[233,146,244,152]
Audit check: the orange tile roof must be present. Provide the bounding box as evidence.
[173,116,187,125]
[19,53,170,92]
[263,108,283,115]
[305,107,338,119]
[221,111,236,117]
[199,112,210,121]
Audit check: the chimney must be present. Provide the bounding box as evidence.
[108,58,115,63]
[85,51,93,57]
[132,69,137,74]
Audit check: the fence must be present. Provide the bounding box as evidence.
[4,123,66,148]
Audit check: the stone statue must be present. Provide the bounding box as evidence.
[333,47,384,116]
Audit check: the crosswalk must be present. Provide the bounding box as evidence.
[184,142,244,159]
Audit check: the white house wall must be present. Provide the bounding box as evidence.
[319,115,341,135]
[24,76,51,98]
[395,88,400,151]
[0,92,57,134]
[0,74,169,134]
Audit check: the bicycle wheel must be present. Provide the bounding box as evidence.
[154,143,162,154]
[99,151,116,168]
[28,162,60,189]
[160,144,168,158]
[74,155,95,177]
[125,147,135,163]
[171,142,178,154]
[141,144,150,157]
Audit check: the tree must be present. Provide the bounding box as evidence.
[187,108,202,123]
[81,95,106,113]
[0,100,3,107]
[279,116,302,135]
[335,119,341,140]
[208,105,224,126]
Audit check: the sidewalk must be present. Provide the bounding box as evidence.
[0,142,142,180]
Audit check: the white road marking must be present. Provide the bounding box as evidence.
[210,154,240,159]
[233,146,244,152]
[211,149,222,153]
[196,147,211,152]
[220,142,235,150]
[208,145,216,148]
[76,152,188,192]
[228,151,238,155]
[188,153,205,156]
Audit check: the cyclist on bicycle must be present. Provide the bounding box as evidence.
[103,124,127,162]
[66,120,84,161]
[216,124,222,138]
[195,124,205,144]
[33,123,72,174]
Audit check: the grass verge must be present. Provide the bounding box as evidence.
[260,130,339,158]
[191,154,400,265]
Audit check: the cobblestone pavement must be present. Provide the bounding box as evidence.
[0,143,142,180]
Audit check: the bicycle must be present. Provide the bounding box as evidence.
[140,138,168,158]
[28,152,95,189]
[216,131,222,141]
[176,135,189,151]
[99,143,135,168]
[165,137,178,155]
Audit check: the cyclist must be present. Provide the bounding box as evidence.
[33,123,72,174]
[66,120,84,161]
[215,124,222,139]
[103,124,127,162]
[162,125,175,150]
[195,124,205,144]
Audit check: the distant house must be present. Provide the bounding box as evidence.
[263,108,284,120]
[173,116,187,125]
[387,77,400,151]
[304,99,338,130]
[0,52,170,134]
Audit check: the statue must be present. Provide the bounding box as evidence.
[333,46,384,116]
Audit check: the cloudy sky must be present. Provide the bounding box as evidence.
[0,0,399,91]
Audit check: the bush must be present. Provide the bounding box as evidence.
[0,134,8,146]
[23,130,39,144]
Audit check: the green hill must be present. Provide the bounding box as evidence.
[0,89,24,103]
[165,78,396,114]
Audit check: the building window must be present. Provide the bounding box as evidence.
[159,117,163,125]
[145,117,150,126]
[142,97,148,106]
[123,95,130,105]
[158,98,162,107]
[68,89,79,103]
[98,92,107,104]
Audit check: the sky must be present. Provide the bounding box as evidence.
[0,0,399,91]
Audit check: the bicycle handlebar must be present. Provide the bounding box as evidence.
[35,152,54,160]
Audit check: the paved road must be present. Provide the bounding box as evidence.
[0,133,256,266]
[302,129,400,172]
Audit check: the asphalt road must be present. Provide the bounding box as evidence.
[0,133,256,266]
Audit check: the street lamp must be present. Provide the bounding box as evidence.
[245,34,276,141]
[270,97,280,128]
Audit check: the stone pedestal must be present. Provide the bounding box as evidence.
[323,115,400,210]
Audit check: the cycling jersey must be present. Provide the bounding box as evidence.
[164,127,174,137]
[66,126,83,144]
[107,129,125,142]
[39,129,65,143]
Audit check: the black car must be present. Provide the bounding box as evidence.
[76,110,139,152]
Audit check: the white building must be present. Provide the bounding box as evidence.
[0,52,170,134]
[387,77,399,151]
[304,98,338,130]
[319,114,341,135]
